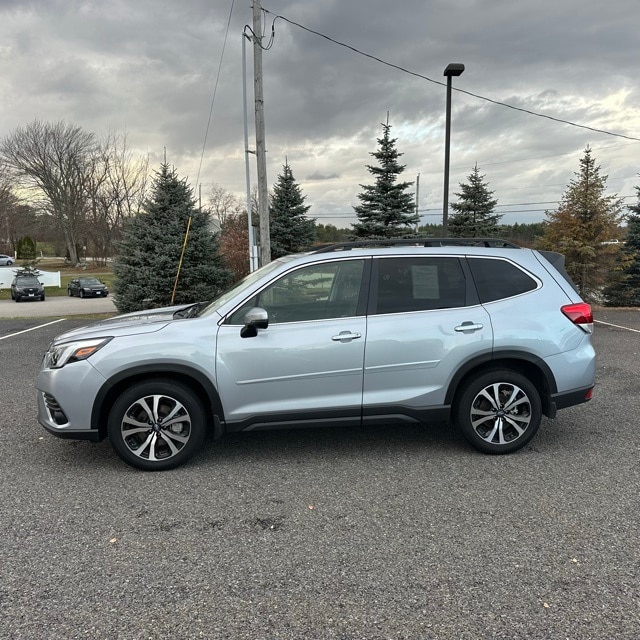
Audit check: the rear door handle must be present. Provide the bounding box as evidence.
[454,322,483,333]
[331,331,362,342]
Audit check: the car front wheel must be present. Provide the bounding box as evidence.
[107,379,207,471]
[455,370,542,454]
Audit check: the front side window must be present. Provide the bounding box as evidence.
[227,259,365,324]
[372,257,466,314]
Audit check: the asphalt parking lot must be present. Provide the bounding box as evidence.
[1,308,639,639]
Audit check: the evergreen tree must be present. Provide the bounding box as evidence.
[538,147,624,302]
[603,184,640,306]
[351,121,417,239]
[449,164,500,237]
[113,163,231,313]
[269,161,315,258]
[314,223,350,244]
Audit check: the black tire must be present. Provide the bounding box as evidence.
[41,293,45,301]
[454,369,542,454]
[14,296,21,303]
[68,288,73,297]
[107,379,207,471]
[80,289,84,298]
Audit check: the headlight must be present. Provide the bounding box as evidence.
[44,337,112,369]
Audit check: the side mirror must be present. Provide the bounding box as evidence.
[240,307,269,338]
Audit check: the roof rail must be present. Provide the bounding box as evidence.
[312,238,521,253]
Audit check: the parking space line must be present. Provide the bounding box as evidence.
[0,318,66,341]
[595,320,640,334]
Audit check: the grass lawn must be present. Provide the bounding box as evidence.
[0,258,114,301]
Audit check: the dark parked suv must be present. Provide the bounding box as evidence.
[37,239,596,471]
[11,275,45,302]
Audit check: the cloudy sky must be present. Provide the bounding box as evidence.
[1,0,639,228]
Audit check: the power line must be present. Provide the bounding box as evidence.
[263,8,640,143]
[195,0,235,189]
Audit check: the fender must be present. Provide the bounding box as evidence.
[91,363,225,435]
[444,349,558,406]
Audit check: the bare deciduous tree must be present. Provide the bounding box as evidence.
[208,184,243,228]
[85,133,149,264]
[0,161,40,254]
[1,120,96,265]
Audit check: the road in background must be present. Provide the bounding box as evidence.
[0,295,116,318]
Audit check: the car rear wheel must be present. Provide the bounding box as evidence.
[107,379,207,471]
[455,369,542,454]
[80,289,84,298]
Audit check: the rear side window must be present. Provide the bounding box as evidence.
[468,258,538,303]
[372,257,466,314]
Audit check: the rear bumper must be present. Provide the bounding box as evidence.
[550,385,594,413]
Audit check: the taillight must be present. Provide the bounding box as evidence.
[561,302,593,333]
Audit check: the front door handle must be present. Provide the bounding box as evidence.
[331,331,362,342]
[454,322,483,333]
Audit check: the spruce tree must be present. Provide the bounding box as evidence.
[269,161,315,258]
[603,185,640,306]
[449,164,500,237]
[538,147,624,302]
[113,163,231,313]
[351,121,417,239]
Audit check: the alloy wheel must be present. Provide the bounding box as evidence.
[469,382,532,445]
[120,393,193,462]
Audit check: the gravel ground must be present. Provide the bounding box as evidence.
[0,310,639,639]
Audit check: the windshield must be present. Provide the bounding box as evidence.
[198,257,296,318]
[17,278,40,286]
[80,278,102,285]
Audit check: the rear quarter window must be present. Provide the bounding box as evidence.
[468,258,538,303]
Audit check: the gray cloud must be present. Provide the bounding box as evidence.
[1,0,638,227]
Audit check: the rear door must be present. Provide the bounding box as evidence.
[362,256,493,422]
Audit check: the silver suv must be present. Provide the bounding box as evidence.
[37,239,596,470]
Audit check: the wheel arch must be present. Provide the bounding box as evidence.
[92,364,225,440]
[445,351,557,418]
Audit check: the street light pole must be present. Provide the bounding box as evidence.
[442,62,464,236]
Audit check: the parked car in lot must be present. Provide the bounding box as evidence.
[37,238,596,471]
[0,254,14,266]
[67,277,109,298]
[11,274,45,302]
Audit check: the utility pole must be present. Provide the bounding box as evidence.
[252,0,271,266]
[415,173,420,233]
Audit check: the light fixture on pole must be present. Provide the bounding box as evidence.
[442,62,464,235]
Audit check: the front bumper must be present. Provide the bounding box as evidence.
[36,361,107,441]
[82,289,108,297]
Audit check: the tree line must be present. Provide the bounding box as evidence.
[2,118,639,309]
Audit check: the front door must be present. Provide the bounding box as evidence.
[216,258,369,431]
